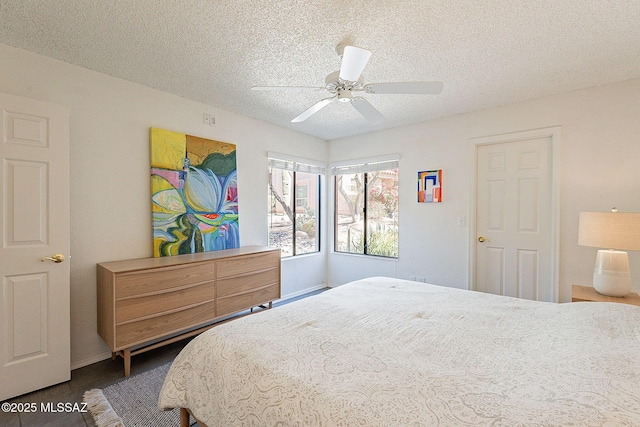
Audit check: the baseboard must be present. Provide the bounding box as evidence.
[279,283,328,301]
[71,350,113,371]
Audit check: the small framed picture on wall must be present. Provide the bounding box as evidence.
[417,170,442,203]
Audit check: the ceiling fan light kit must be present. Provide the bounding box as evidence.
[251,43,444,123]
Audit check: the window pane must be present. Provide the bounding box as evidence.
[335,173,364,254]
[295,172,319,255]
[365,169,399,257]
[268,167,293,257]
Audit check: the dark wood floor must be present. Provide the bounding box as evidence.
[0,288,327,427]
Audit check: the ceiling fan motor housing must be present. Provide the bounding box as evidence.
[337,88,352,102]
[325,71,363,89]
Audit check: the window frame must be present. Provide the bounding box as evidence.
[331,155,399,259]
[268,153,324,258]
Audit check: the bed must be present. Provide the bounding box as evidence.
[158,276,640,426]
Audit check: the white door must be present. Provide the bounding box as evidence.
[0,92,70,400]
[475,131,558,302]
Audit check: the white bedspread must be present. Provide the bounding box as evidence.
[158,277,640,426]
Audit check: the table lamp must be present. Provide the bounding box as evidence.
[578,209,640,297]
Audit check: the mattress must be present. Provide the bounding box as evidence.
[158,276,640,426]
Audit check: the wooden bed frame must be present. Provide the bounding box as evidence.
[181,407,208,427]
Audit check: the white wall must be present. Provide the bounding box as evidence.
[328,78,640,302]
[0,43,328,368]
[4,40,640,369]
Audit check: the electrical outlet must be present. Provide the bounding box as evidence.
[203,113,216,126]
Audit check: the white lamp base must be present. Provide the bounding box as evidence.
[593,249,631,297]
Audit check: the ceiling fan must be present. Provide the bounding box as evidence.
[251,44,444,124]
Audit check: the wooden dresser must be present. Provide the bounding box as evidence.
[97,245,280,376]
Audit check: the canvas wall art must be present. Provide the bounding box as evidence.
[150,127,239,257]
[418,170,442,203]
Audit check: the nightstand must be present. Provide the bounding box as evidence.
[572,285,640,306]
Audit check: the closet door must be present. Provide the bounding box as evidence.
[475,129,558,302]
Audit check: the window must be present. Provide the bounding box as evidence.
[268,154,323,257]
[333,157,399,258]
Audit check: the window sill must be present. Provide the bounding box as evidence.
[330,251,398,261]
[280,251,324,261]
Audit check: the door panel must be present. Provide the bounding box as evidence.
[476,136,552,302]
[487,180,505,231]
[482,247,504,295]
[518,178,539,232]
[518,250,538,300]
[0,92,70,400]
[3,273,48,363]
[5,159,48,245]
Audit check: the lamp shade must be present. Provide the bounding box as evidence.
[578,212,640,251]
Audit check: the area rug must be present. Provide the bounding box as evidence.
[83,362,190,427]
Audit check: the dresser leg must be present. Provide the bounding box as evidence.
[124,348,131,377]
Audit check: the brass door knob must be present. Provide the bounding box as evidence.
[41,254,65,263]
[478,237,486,243]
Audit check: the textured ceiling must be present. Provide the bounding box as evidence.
[1,0,639,140]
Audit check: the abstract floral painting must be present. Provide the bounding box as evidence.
[418,170,442,203]
[150,128,239,257]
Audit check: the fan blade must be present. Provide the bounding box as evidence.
[339,46,372,82]
[365,81,444,95]
[251,86,324,91]
[351,98,385,124]
[291,97,335,122]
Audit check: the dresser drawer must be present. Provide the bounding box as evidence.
[216,251,279,279]
[217,283,279,316]
[115,262,213,299]
[116,281,215,324]
[116,300,216,348]
[217,268,279,298]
